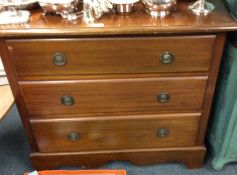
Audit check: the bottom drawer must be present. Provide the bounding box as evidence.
[31,113,200,153]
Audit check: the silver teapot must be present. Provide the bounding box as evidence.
[141,0,177,17]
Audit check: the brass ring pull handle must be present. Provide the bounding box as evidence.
[61,95,75,106]
[157,128,169,138]
[53,52,67,66]
[160,52,174,64]
[157,92,170,103]
[68,132,80,141]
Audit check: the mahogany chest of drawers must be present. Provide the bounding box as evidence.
[1,0,237,170]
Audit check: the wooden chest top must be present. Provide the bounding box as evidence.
[0,0,237,38]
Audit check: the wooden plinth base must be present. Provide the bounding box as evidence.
[31,146,206,170]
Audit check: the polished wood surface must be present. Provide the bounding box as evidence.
[0,1,237,37]
[7,36,215,79]
[197,33,226,144]
[0,85,14,121]
[0,0,235,169]
[0,40,38,152]
[12,72,209,81]
[31,146,206,170]
[19,77,207,116]
[31,113,200,152]
[0,32,227,169]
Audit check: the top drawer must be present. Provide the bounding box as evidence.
[7,36,215,80]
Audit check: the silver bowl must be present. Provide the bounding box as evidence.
[141,0,176,17]
[113,4,134,13]
[38,0,83,20]
[113,3,135,13]
[111,0,139,14]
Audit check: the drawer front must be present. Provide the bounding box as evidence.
[31,113,200,152]
[20,77,207,116]
[8,36,215,79]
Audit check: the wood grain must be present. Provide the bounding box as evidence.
[0,0,236,37]
[31,113,200,152]
[19,76,207,116]
[0,40,38,152]
[8,72,209,81]
[197,33,227,144]
[0,0,233,168]
[30,146,206,170]
[7,36,215,80]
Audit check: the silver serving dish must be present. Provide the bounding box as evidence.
[38,0,83,20]
[113,3,134,13]
[0,0,38,10]
[0,0,33,25]
[141,0,176,17]
[111,0,139,13]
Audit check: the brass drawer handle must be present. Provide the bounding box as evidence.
[61,95,75,106]
[68,132,80,141]
[157,92,170,103]
[160,52,174,64]
[53,52,67,66]
[157,128,169,138]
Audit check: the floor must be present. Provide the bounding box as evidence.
[1,106,237,175]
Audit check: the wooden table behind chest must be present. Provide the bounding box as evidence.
[1,0,237,170]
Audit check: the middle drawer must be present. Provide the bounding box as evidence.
[20,77,207,117]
